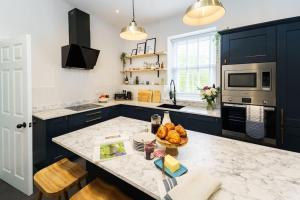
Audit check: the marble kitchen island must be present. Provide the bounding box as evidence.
[53,117,300,200]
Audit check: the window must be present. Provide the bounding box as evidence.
[169,30,218,100]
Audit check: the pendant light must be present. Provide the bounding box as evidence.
[183,0,225,26]
[120,0,147,41]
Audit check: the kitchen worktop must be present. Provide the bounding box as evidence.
[52,117,300,200]
[33,100,221,120]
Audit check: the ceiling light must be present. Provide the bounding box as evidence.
[120,0,147,41]
[115,9,120,14]
[183,0,225,26]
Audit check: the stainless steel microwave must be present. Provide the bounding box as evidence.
[222,62,276,106]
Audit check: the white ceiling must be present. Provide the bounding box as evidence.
[63,0,196,27]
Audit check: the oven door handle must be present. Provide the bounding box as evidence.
[223,103,246,108]
[224,103,275,111]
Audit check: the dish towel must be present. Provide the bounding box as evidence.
[157,170,221,200]
[246,105,265,139]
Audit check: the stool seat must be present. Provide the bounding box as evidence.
[70,178,132,200]
[34,158,87,198]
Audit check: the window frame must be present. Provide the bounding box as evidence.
[167,28,218,101]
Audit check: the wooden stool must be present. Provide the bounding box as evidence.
[70,178,132,200]
[34,158,87,200]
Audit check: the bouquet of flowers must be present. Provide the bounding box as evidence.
[198,84,220,110]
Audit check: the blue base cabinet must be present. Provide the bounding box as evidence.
[119,105,222,135]
[33,106,119,169]
[170,112,222,135]
[33,104,222,169]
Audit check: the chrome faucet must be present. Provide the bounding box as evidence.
[169,80,176,105]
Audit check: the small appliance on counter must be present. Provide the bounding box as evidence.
[114,90,133,101]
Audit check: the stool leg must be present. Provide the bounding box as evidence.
[36,191,43,200]
[77,181,82,190]
[63,191,69,200]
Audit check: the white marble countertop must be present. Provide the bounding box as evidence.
[53,117,300,200]
[33,100,221,120]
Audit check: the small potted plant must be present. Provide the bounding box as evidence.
[199,84,220,110]
[120,52,127,70]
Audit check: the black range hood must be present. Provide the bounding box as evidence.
[62,8,100,69]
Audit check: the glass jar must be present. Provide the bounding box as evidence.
[151,114,161,134]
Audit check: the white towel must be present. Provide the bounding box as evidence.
[158,170,221,200]
[246,105,265,139]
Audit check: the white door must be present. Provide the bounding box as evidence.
[0,35,33,195]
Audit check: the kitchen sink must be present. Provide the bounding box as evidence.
[157,104,185,110]
[66,104,102,111]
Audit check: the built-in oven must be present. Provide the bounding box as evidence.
[222,62,276,106]
[222,103,276,147]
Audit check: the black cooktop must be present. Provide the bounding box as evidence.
[66,104,102,111]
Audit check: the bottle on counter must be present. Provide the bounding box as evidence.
[135,76,139,85]
[162,111,171,125]
[151,114,161,134]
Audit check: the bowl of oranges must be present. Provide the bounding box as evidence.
[156,122,188,156]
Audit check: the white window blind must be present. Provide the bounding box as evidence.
[170,31,218,100]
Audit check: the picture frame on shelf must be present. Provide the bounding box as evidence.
[131,49,137,56]
[145,38,156,54]
[137,42,146,55]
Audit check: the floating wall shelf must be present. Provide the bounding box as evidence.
[126,51,167,64]
[121,68,167,78]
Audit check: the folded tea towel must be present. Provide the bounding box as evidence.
[246,105,265,139]
[157,170,221,200]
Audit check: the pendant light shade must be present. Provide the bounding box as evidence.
[120,0,147,41]
[183,0,225,26]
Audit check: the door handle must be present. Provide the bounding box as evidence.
[16,122,27,129]
[280,109,284,145]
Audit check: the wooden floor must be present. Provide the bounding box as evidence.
[0,158,86,200]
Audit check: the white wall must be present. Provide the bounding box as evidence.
[121,0,300,101]
[0,0,123,110]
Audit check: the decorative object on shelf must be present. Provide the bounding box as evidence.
[183,0,225,26]
[199,84,220,110]
[137,42,146,55]
[160,62,164,69]
[120,0,147,40]
[145,38,156,54]
[120,52,127,71]
[135,76,139,85]
[131,49,137,56]
[124,75,129,84]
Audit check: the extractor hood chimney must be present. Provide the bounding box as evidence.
[62,8,100,69]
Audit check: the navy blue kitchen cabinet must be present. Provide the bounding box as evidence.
[33,106,119,168]
[170,111,222,135]
[277,21,300,152]
[221,26,276,64]
[119,105,164,121]
[46,116,71,163]
[119,105,221,135]
[68,106,118,132]
[33,116,72,169]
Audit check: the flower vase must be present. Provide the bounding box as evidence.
[206,100,215,110]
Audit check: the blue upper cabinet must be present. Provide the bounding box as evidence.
[277,21,300,152]
[221,26,276,64]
